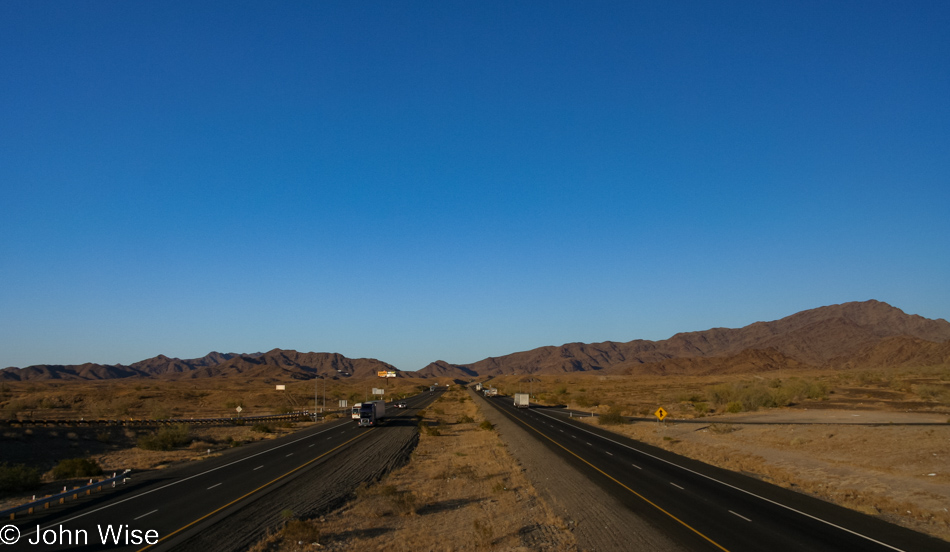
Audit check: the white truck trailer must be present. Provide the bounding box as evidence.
[357,400,386,427]
[514,393,530,408]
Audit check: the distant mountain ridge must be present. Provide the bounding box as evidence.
[412,300,950,378]
[0,349,397,382]
[3,300,949,381]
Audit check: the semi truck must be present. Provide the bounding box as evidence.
[351,403,362,420]
[514,393,530,408]
[358,400,386,427]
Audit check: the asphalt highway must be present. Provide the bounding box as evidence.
[483,396,949,552]
[2,389,443,552]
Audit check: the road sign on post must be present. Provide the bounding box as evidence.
[654,407,668,422]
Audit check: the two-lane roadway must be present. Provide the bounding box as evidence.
[482,395,948,552]
[4,389,442,552]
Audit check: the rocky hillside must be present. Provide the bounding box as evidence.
[4,300,948,381]
[0,349,398,382]
[417,300,950,378]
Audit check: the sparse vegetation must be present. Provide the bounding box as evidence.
[52,457,103,479]
[597,407,626,426]
[137,424,192,451]
[0,462,41,494]
[708,423,738,434]
[708,378,829,412]
[378,484,417,516]
[479,420,494,431]
[281,519,321,545]
[418,420,440,436]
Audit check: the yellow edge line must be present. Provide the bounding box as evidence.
[137,428,375,551]
[500,406,730,552]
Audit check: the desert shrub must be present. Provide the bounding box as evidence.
[418,421,440,436]
[251,423,273,433]
[598,407,625,426]
[137,424,192,451]
[677,393,704,403]
[282,519,321,544]
[772,378,829,405]
[915,384,949,402]
[0,462,41,493]
[694,402,709,415]
[709,379,830,412]
[378,485,417,515]
[52,457,102,479]
[574,394,599,408]
[456,415,475,424]
[479,420,495,431]
[709,423,738,434]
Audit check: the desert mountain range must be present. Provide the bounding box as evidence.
[3,300,949,382]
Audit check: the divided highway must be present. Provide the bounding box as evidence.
[2,389,443,552]
[482,396,949,552]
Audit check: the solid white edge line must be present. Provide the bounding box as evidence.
[535,410,906,552]
[17,419,353,539]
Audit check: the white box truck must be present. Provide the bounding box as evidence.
[351,403,362,420]
[358,400,386,427]
[514,393,529,408]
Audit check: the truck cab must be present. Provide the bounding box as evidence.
[357,400,385,427]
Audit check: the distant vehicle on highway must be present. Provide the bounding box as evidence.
[395,401,408,409]
[358,400,386,427]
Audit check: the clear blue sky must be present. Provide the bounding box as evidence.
[2,1,948,371]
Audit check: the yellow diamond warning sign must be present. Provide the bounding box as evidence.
[654,407,668,421]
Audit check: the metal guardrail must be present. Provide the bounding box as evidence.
[0,410,345,428]
[2,470,131,521]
